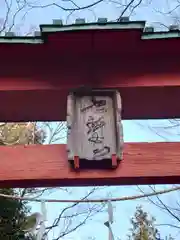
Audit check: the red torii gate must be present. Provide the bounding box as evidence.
[0,20,180,188]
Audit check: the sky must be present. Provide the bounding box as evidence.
[30,120,180,240]
[1,0,180,34]
[1,0,180,239]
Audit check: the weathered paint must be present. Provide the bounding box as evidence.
[67,93,121,162]
[115,91,123,160]
[0,143,179,187]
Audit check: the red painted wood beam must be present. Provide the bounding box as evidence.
[1,29,180,121]
[1,30,180,59]
[0,143,180,188]
[1,56,180,121]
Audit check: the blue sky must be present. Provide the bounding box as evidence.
[30,120,180,240]
[22,1,180,239]
[1,0,179,34]
[1,0,180,239]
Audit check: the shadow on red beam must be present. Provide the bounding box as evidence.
[0,143,180,188]
[1,87,180,121]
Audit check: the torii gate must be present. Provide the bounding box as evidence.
[0,18,180,188]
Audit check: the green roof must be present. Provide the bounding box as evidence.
[40,20,145,32]
[0,19,179,44]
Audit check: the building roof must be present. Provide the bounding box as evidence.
[1,18,180,44]
[0,18,180,122]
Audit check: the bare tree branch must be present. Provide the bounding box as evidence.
[27,0,104,12]
[137,185,180,230]
[155,223,180,229]
[158,2,180,15]
[7,1,27,32]
[0,0,12,33]
[116,0,142,20]
[44,187,105,239]
[128,0,143,17]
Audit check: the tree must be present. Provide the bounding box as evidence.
[0,188,28,240]
[1,0,180,239]
[0,122,46,145]
[137,184,180,237]
[127,205,159,240]
[0,123,46,239]
[127,206,175,240]
[0,122,105,239]
[0,0,154,37]
[0,2,136,237]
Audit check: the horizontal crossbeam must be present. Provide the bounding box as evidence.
[0,143,180,188]
[1,28,180,121]
[1,57,180,121]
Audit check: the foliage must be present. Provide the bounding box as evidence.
[0,188,30,240]
[138,184,180,238]
[0,122,46,239]
[1,0,180,239]
[0,122,104,239]
[0,122,46,145]
[127,205,176,240]
[127,205,159,240]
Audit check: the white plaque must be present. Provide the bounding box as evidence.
[67,90,123,163]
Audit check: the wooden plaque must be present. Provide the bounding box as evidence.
[67,89,123,168]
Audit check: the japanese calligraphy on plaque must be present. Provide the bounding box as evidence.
[67,89,123,167]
